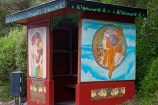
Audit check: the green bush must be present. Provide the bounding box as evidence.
[140,57,158,105]
[136,0,158,98]
[0,26,26,80]
[122,97,140,105]
[0,80,13,101]
[0,28,18,80]
[15,26,26,73]
[15,26,27,96]
[0,26,27,101]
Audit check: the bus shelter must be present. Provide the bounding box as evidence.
[5,0,147,105]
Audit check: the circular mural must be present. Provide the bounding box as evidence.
[92,24,126,78]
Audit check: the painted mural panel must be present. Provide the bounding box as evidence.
[91,87,126,100]
[81,19,136,82]
[30,80,46,104]
[28,27,46,79]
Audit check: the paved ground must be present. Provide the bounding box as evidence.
[0,100,14,105]
[0,101,27,105]
[0,101,75,105]
[55,101,75,105]
[23,102,27,105]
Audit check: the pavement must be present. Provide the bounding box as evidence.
[0,101,27,105]
[0,101,75,105]
[55,101,75,105]
[0,100,14,105]
[23,102,27,105]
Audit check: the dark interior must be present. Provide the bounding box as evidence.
[53,19,78,103]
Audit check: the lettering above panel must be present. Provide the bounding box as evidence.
[67,1,147,18]
[51,12,79,31]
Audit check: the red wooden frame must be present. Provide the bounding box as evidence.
[77,12,82,84]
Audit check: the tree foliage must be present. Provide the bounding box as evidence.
[15,27,26,73]
[140,57,158,105]
[0,0,51,37]
[136,0,158,78]
[0,26,26,80]
[0,0,50,101]
[0,28,18,80]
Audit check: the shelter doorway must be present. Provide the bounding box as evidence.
[52,19,78,104]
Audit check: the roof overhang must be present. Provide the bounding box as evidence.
[5,0,147,24]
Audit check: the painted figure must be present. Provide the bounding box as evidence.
[115,27,124,66]
[31,32,43,78]
[100,26,124,78]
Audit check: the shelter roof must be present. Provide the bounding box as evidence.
[5,0,147,24]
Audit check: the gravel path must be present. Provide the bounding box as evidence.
[0,100,27,105]
[0,100,14,105]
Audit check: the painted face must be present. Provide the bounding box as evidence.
[105,29,117,36]
[103,31,110,37]
[102,34,107,49]
[109,34,118,46]
[34,38,40,46]
[103,29,118,47]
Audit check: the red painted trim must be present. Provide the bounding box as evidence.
[17,8,80,25]
[48,19,54,105]
[81,11,135,23]
[46,21,50,80]
[49,21,53,80]
[77,11,82,84]
[26,26,29,76]
[27,20,49,29]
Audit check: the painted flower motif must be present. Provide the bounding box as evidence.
[111,88,119,96]
[30,80,46,104]
[30,85,33,91]
[91,90,97,98]
[38,87,43,93]
[91,87,126,100]
[44,86,46,93]
[33,86,37,92]
[121,87,126,94]
[98,89,107,97]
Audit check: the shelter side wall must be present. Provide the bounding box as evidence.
[27,20,54,105]
[76,11,136,105]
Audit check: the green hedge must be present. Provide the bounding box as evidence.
[0,80,12,101]
[0,26,26,80]
[140,57,158,105]
[0,26,26,101]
